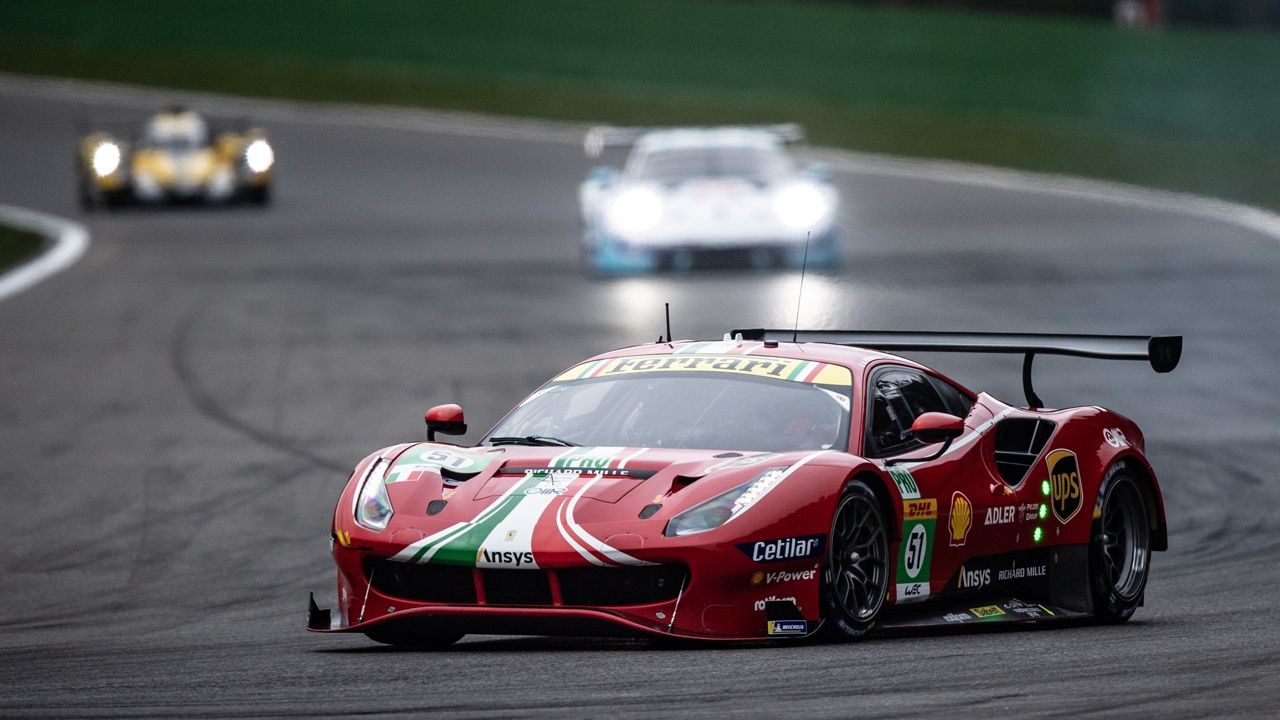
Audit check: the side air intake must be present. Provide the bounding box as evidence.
[994,418,1056,486]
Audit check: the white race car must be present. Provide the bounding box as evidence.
[579,125,838,274]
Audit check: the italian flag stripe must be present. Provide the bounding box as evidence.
[585,359,615,378]
[407,474,543,562]
[784,361,812,381]
[800,362,825,383]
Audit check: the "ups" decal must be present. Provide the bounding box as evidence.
[1045,449,1082,524]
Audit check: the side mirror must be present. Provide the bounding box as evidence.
[587,166,618,186]
[911,412,965,444]
[804,163,831,182]
[425,403,467,442]
[887,412,965,466]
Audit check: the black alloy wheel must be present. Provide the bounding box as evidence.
[1091,468,1152,622]
[823,481,889,640]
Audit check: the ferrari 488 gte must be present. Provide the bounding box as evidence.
[310,329,1179,646]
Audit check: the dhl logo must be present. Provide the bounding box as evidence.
[903,498,937,520]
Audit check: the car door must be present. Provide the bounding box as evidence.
[862,364,1002,604]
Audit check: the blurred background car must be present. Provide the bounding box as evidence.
[579,125,839,275]
[76,107,274,209]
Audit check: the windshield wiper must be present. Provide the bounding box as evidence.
[487,435,580,447]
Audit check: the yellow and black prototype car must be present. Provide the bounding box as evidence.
[77,108,274,209]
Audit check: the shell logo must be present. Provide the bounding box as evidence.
[751,571,765,585]
[949,491,972,547]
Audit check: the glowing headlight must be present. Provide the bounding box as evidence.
[353,458,394,532]
[604,185,664,235]
[244,139,274,173]
[772,181,832,229]
[664,467,789,537]
[91,142,122,177]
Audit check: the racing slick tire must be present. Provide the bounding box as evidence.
[821,481,889,641]
[78,171,106,212]
[363,625,464,649]
[1088,465,1152,623]
[247,185,271,206]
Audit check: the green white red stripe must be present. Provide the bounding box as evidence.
[390,447,651,569]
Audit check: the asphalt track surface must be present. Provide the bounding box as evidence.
[2,76,1279,719]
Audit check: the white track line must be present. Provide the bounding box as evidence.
[0,205,89,302]
[2,71,1279,243]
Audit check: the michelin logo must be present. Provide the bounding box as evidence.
[766,620,808,636]
[737,535,825,563]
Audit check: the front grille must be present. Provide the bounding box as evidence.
[367,560,476,603]
[367,560,687,607]
[658,247,783,270]
[559,565,686,605]
[482,569,554,605]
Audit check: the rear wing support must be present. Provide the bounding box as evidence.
[730,329,1182,409]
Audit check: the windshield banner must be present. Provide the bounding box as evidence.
[554,355,852,386]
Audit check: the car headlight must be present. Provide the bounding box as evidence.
[604,185,663,235]
[664,467,789,537]
[772,181,832,230]
[244,139,274,173]
[353,458,394,531]
[91,142,122,177]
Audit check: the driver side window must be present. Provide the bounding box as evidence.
[866,367,949,458]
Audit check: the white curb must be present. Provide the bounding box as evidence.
[0,205,90,302]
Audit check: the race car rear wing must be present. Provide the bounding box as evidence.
[584,123,805,157]
[76,116,262,141]
[729,329,1182,409]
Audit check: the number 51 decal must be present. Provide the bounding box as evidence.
[896,498,937,602]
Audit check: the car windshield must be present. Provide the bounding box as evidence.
[629,146,794,183]
[488,362,853,452]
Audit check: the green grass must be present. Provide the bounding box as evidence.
[2,0,1279,208]
[0,223,44,273]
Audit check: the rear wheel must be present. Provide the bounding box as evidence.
[364,625,463,649]
[1090,467,1151,623]
[822,482,889,640]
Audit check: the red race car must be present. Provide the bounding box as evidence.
[309,329,1180,646]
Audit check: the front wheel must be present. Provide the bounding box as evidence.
[247,184,271,206]
[1089,467,1152,623]
[822,481,889,640]
[364,625,463,649]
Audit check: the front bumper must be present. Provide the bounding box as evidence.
[310,541,825,641]
[586,229,839,275]
[307,593,821,642]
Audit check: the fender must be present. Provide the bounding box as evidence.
[810,454,907,538]
[332,443,417,537]
[1084,414,1169,552]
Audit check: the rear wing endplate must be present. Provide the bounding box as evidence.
[729,329,1182,409]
